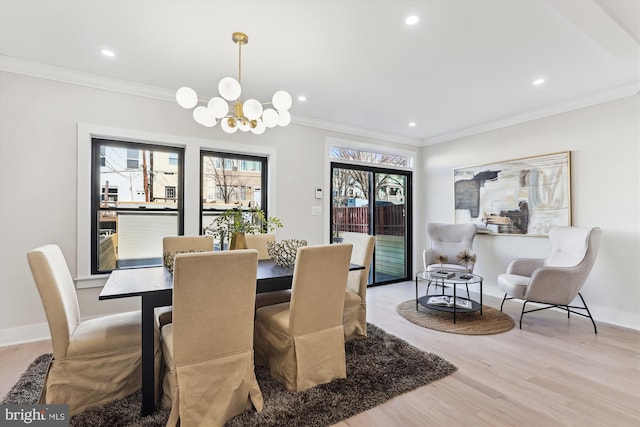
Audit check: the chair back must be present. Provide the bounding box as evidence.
[288,244,352,336]
[545,226,601,268]
[426,223,477,268]
[341,232,375,295]
[171,250,258,364]
[244,234,276,260]
[162,236,213,268]
[526,226,601,304]
[27,244,81,359]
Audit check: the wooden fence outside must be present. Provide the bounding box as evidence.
[333,205,405,236]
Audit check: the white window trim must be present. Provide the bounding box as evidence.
[77,123,277,288]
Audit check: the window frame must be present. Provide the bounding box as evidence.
[90,137,185,274]
[200,150,269,233]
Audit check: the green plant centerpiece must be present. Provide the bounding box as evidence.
[204,207,282,250]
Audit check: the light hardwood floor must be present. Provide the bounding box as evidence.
[2,282,639,426]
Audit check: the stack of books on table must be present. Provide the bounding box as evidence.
[427,295,472,309]
[430,271,455,279]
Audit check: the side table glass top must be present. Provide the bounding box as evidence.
[415,270,483,284]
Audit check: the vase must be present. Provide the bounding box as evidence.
[229,232,248,250]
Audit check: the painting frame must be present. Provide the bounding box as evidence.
[454,151,571,237]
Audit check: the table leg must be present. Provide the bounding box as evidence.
[480,280,483,315]
[415,276,418,310]
[141,296,156,416]
[453,281,457,324]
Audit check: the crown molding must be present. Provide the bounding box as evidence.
[422,81,640,145]
[0,55,421,146]
[3,55,637,148]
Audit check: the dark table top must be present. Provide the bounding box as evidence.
[99,259,363,300]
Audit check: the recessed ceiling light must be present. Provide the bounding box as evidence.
[405,15,419,26]
[532,78,545,85]
[408,122,416,127]
[297,95,307,102]
[100,49,115,57]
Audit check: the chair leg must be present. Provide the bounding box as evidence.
[517,294,597,334]
[500,294,508,311]
[519,300,528,329]
[577,293,598,334]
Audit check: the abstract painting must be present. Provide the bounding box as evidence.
[454,152,571,236]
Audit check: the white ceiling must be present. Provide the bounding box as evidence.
[1,0,638,145]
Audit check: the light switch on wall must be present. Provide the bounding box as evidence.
[311,206,322,215]
[315,187,323,199]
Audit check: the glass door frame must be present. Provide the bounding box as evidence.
[330,162,413,286]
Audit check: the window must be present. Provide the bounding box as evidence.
[91,138,184,274]
[330,146,411,168]
[126,149,139,169]
[165,186,176,200]
[201,151,267,248]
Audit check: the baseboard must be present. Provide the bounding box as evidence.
[0,322,51,347]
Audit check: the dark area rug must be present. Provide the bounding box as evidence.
[2,323,456,426]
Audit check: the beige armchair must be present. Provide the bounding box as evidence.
[27,244,160,415]
[497,226,601,333]
[423,223,477,296]
[254,243,353,392]
[161,250,263,427]
[157,235,214,327]
[341,232,375,341]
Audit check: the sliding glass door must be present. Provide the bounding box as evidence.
[331,163,412,285]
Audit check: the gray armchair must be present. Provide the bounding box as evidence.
[423,223,477,296]
[497,226,601,333]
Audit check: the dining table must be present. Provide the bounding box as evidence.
[99,258,364,416]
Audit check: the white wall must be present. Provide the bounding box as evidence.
[421,95,640,330]
[0,71,418,345]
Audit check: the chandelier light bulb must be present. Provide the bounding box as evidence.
[243,99,263,120]
[272,90,292,111]
[277,110,292,126]
[192,106,210,125]
[251,119,266,134]
[207,97,229,119]
[175,32,291,134]
[176,87,198,109]
[218,77,241,101]
[221,117,238,133]
[262,108,279,128]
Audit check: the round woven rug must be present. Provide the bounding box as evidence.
[396,299,515,335]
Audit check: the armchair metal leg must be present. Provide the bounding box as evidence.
[500,294,508,311]
[519,300,527,329]
[577,293,598,334]
[517,293,597,334]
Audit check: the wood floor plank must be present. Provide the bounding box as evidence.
[0,281,638,427]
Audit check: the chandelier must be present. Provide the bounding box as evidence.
[175,32,292,134]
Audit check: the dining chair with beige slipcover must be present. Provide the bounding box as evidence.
[497,226,601,333]
[246,233,293,310]
[244,233,275,260]
[254,243,353,392]
[161,250,263,427]
[156,235,214,328]
[27,244,160,416]
[423,222,477,297]
[341,232,375,341]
